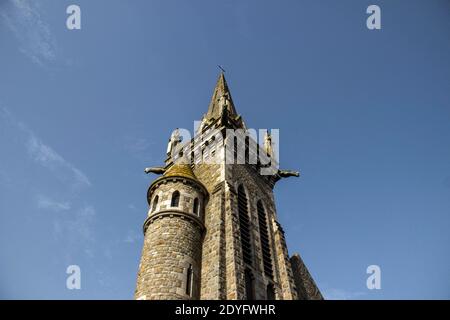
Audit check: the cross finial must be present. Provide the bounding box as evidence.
[217,65,226,73]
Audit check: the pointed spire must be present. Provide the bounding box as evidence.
[204,72,238,121]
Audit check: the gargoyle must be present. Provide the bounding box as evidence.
[278,169,300,178]
[144,167,166,175]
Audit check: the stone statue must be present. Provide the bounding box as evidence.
[278,169,300,178]
[264,130,273,157]
[218,93,230,110]
[217,93,232,126]
[220,103,229,127]
[166,128,182,156]
[144,167,166,175]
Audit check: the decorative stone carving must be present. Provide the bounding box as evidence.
[144,167,166,175]
[166,128,182,156]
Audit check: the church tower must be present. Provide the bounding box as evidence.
[135,73,322,300]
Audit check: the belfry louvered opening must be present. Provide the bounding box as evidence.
[238,185,252,265]
[257,200,273,278]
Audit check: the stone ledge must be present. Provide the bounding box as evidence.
[143,209,206,234]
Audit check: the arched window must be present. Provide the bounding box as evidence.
[186,264,193,296]
[257,200,273,278]
[244,269,255,300]
[171,191,180,207]
[266,284,275,300]
[238,185,252,265]
[193,198,199,216]
[151,195,159,212]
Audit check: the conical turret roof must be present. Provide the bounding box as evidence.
[163,162,198,181]
[148,161,208,199]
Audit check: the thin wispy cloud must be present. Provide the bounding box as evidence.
[27,134,91,189]
[0,107,91,189]
[36,194,71,212]
[322,288,366,300]
[0,0,57,66]
[1,106,96,259]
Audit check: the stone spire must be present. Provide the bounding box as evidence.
[199,72,245,131]
[205,72,238,121]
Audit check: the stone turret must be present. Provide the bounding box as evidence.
[135,163,208,300]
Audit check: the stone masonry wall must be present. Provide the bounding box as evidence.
[147,180,205,218]
[135,214,203,300]
[226,163,298,300]
[135,179,205,300]
[136,125,317,300]
[194,162,227,299]
[290,253,323,300]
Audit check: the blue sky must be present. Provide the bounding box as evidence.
[0,0,449,299]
